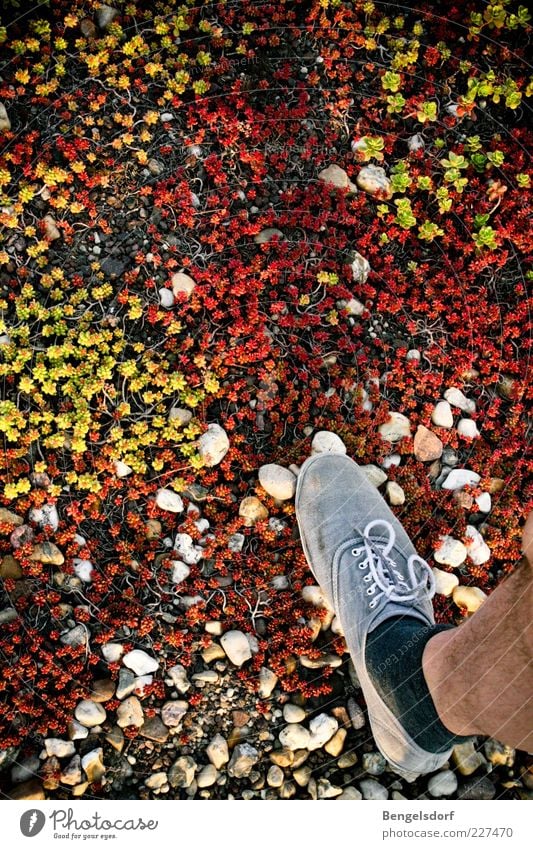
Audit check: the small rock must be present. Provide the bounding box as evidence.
[29,504,59,531]
[171,560,190,584]
[496,375,516,400]
[197,764,218,788]
[73,558,93,582]
[351,252,370,283]
[74,700,106,728]
[198,423,230,466]
[0,607,17,625]
[279,724,311,751]
[414,425,443,462]
[81,748,105,783]
[158,288,174,309]
[168,756,197,789]
[227,743,259,778]
[239,496,268,526]
[122,649,159,676]
[258,464,297,500]
[381,453,401,469]
[167,663,191,693]
[96,5,118,29]
[293,766,312,787]
[228,532,245,553]
[171,271,196,298]
[431,400,454,429]
[386,481,405,505]
[359,778,388,800]
[258,666,278,698]
[140,717,169,744]
[456,776,495,800]
[428,770,458,797]
[475,492,491,513]
[442,469,481,491]
[378,412,411,442]
[116,696,144,728]
[114,460,133,477]
[10,524,34,549]
[145,519,161,540]
[267,764,284,787]
[254,228,285,244]
[221,630,252,666]
[361,464,388,487]
[29,542,64,565]
[155,488,184,513]
[406,348,421,361]
[362,751,387,775]
[484,739,514,767]
[356,164,392,198]
[0,555,22,579]
[464,525,491,565]
[206,734,229,769]
[453,585,487,613]
[444,387,476,414]
[457,419,480,439]
[452,740,485,775]
[311,430,347,455]
[115,668,135,700]
[169,407,193,425]
[434,535,467,568]
[432,567,459,597]
[338,751,359,769]
[347,697,366,730]
[283,704,306,723]
[145,771,168,790]
[0,103,11,133]
[101,642,123,662]
[324,728,347,757]
[318,164,357,193]
[68,721,89,741]
[44,739,75,759]
[307,713,339,751]
[174,532,203,564]
[407,134,424,152]
[60,755,83,787]
[344,298,365,316]
[161,700,188,727]
[318,778,343,798]
[43,215,61,241]
[337,786,363,800]
[0,507,23,526]
[84,679,114,705]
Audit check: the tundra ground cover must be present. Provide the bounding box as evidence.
[0,0,531,799]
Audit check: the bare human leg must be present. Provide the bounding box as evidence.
[423,512,533,752]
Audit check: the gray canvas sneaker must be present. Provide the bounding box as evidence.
[295,452,453,779]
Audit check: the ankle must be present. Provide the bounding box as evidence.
[421,630,481,738]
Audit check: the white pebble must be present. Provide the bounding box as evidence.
[311,431,347,455]
[431,400,454,428]
[122,649,159,676]
[457,419,480,439]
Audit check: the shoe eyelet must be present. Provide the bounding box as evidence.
[369,599,377,609]
[363,575,371,582]
[366,587,375,595]
[358,563,367,570]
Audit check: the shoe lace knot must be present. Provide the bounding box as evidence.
[351,519,435,610]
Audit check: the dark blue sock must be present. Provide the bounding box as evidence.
[365,616,471,754]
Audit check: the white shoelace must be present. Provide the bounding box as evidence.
[351,519,435,610]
